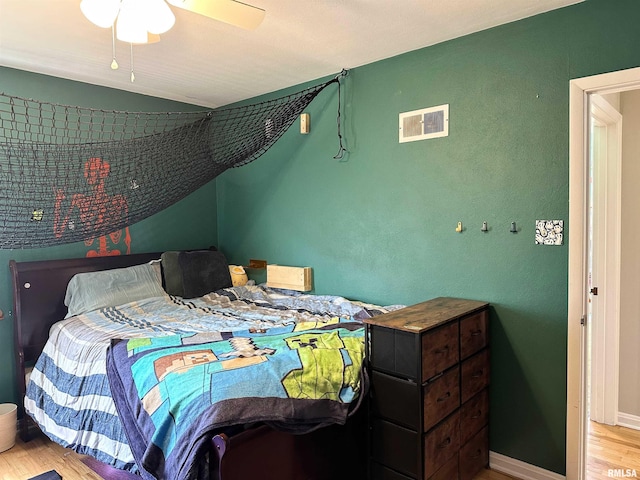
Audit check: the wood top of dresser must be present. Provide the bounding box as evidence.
[364,297,489,333]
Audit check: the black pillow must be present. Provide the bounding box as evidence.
[160,251,184,297]
[177,250,232,298]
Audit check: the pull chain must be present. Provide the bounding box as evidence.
[111,25,119,70]
[130,43,135,82]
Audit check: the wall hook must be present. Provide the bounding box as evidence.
[455,221,463,233]
[481,221,488,232]
[510,222,518,233]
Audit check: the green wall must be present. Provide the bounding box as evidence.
[0,68,218,406]
[216,0,640,474]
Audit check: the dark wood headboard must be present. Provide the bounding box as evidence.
[10,252,162,430]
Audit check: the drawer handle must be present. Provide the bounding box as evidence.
[471,369,484,378]
[434,345,450,354]
[437,437,452,449]
[471,410,483,419]
[471,448,482,459]
[470,329,483,336]
[436,392,451,403]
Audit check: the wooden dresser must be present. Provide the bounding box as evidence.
[364,297,490,480]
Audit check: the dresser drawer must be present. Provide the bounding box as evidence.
[371,370,419,430]
[424,411,460,479]
[459,426,489,480]
[422,321,459,382]
[423,366,460,432]
[460,388,489,445]
[459,309,489,360]
[461,349,490,403]
[371,418,419,478]
[369,325,419,380]
[428,453,458,480]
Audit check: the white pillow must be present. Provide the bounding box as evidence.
[64,261,165,318]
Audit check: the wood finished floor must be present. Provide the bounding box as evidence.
[1,421,638,480]
[0,431,103,480]
[586,420,640,480]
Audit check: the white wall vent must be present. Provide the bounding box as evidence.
[399,104,449,143]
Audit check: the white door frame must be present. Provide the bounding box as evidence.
[567,66,640,480]
[588,94,622,427]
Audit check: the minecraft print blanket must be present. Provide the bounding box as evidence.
[106,319,367,480]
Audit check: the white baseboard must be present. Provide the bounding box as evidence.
[490,451,566,480]
[617,412,640,431]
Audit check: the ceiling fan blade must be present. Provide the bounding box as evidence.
[167,0,265,30]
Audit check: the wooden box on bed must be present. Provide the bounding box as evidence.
[10,252,367,480]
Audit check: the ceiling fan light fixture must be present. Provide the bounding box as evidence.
[80,0,264,75]
[116,2,150,44]
[144,0,176,35]
[80,0,121,28]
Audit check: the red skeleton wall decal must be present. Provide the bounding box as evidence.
[53,157,131,257]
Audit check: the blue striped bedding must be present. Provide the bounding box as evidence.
[25,285,401,474]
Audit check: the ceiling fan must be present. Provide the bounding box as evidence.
[80,0,265,44]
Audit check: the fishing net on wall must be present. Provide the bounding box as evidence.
[0,71,346,249]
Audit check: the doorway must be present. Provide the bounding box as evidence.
[568,67,640,480]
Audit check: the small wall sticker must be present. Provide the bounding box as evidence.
[535,220,563,245]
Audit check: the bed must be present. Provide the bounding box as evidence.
[11,250,403,480]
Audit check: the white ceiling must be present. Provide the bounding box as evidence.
[0,0,583,109]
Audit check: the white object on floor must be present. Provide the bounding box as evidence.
[0,403,17,453]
